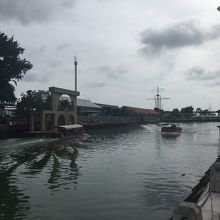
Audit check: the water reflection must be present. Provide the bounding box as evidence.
[23,143,80,191]
[0,175,30,220]
[27,153,52,174]
[0,140,80,218]
[47,154,61,189]
[0,159,31,220]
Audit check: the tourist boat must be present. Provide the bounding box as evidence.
[161,123,182,136]
[49,124,84,139]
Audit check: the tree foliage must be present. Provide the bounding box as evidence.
[0,32,33,105]
[16,90,51,117]
[171,108,180,118]
[180,106,194,114]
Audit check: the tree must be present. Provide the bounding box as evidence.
[16,90,51,118]
[180,106,194,114]
[196,108,201,113]
[171,108,180,118]
[0,32,33,105]
[200,109,209,116]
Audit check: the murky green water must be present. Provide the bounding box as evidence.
[0,122,220,220]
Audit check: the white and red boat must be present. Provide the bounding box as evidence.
[49,124,84,139]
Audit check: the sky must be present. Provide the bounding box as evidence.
[1,0,220,111]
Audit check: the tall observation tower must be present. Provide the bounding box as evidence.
[74,56,78,92]
[147,86,170,111]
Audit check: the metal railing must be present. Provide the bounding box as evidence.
[78,115,140,125]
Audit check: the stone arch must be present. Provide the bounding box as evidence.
[57,114,66,125]
[67,114,75,124]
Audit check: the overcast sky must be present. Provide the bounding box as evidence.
[1,0,220,110]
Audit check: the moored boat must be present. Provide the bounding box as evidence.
[49,124,84,139]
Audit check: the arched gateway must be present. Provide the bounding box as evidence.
[57,114,66,125]
[30,87,80,131]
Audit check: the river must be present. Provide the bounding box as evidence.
[0,122,220,220]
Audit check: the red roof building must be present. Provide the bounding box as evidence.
[121,106,161,123]
[123,106,160,115]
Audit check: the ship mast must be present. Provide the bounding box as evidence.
[147,86,170,111]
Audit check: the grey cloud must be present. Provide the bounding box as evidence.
[0,0,76,25]
[48,59,62,68]
[87,82,106,88]
[22,72,49,83]
[206,81,220,87]
[139,20,220,55]
[185,66,220,87]
[62,0,75,7]
[56,43,71,51]
[98,65,127,80]
[39,46,46,54]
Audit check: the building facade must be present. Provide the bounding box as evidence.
[30,87,79,131]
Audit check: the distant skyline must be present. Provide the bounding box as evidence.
[1,0,220,110]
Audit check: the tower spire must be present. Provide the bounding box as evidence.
[74,55,78,92]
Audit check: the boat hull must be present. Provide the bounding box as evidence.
[161,124,182,137]
[161,132,181,137]
[49,124,84,139]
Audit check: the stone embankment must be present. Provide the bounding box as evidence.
[171,156,220,220]
[78,115,159,129]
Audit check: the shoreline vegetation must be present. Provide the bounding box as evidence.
[162,118,220,123]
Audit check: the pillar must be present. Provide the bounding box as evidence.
[29,112,35,132]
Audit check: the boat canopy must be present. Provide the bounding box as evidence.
[57,124,83,130]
